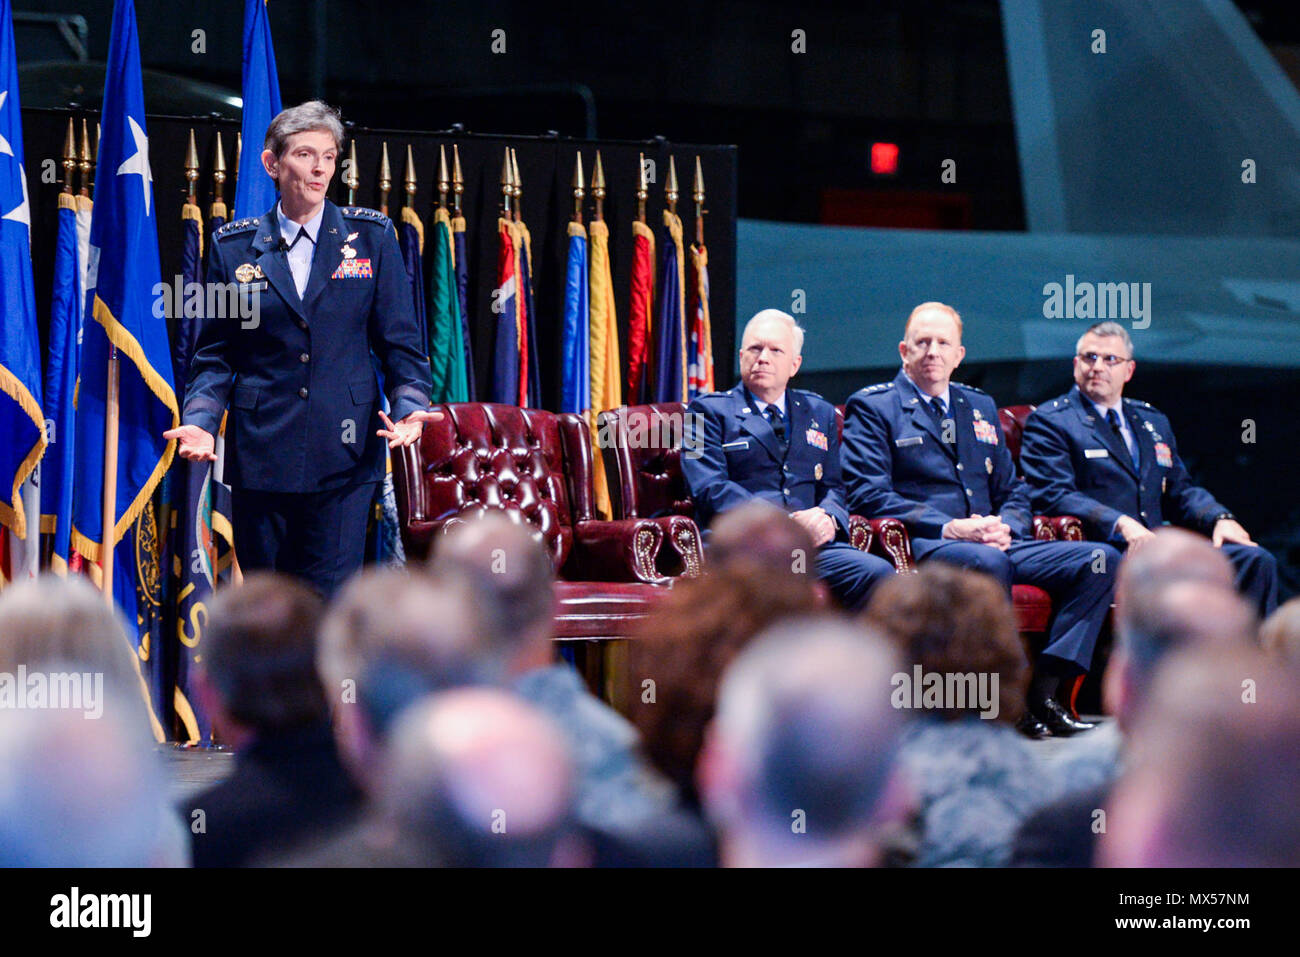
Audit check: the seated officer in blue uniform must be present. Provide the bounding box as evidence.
[682,309,894,611]
[165,101,439,597]
[843,302,1118,737]
[1019,321,1277,617]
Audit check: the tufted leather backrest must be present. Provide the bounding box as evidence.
[597,403,693,519]
[997,404,1036,472]
[394,403,595,565]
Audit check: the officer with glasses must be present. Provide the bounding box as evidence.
[1020,321,1277,617]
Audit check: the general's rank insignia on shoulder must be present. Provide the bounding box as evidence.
[1154,442,1173,467]
[332,258,373,279]
[973,418,998,445]
[805,427,828,451]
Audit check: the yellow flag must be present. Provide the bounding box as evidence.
[588,220,622,519]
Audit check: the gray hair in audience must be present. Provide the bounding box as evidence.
[707,500,817,580]
[428,513,556,666]
[710,617,904,841]
[0,686,187,867]
[317,568,485,736]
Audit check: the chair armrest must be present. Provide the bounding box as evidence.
[1048,515,1085,541]
[868,517,916,572]
[848,515,875,553]
[646,515,704,579]
[1033,516,1055,541]
[568,519,668,584]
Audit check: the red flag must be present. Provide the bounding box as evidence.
[490,219,521,405]
[627,220,656,403]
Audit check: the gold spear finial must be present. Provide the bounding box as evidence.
[510,147,523,222]
[500,146,513,216]
[184,128,200,204]
[591,150,606,221]
[693,155,705,245]
[212,131,227,204]
[344,139,359,205]
[61,118,76,194]
[437,144,449,210]
[77,118,91,194]
[378,142,392,215]
[452,144,464,214]
[571,151,585,223]
[404,144,419,210]
[635,151,648,223]
[666,155,679,213]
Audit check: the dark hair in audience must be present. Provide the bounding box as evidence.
[628,562,820,805]
[862,563,1027,724]
[706,501,818,580]
[204,574,329,734]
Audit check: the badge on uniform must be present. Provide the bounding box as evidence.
[331,259,373,279]
[814,463,824,480]
[973,418,999,445]
[234,262,265,283]
[1154,441,1173,467]
[805,427,828,451]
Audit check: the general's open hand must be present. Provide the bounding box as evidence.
[377,409,444,449]
[163,424,217,462]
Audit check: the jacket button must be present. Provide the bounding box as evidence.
[783,488,791,496]
[300,353,310,363]
[299,387,309,399]
[297,319,308,329]
[965,488,973,496]
[956,463,964,470]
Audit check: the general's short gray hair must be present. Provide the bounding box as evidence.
[1077,321,1133,357]
[742,309,805,356]
[264,100,345,157]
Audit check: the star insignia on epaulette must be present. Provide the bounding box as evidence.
[862,383,893,394]
[216,216,259,238]
[341,206,388,224]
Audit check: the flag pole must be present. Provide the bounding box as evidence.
[100,349,120,606]
[378,142,392,217]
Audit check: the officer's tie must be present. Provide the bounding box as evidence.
[1106,408,1139,468]
[764,405,788,452]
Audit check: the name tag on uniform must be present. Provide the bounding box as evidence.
[331,259,373,279]
[722,439,750,452]
[895,436,923,448]
[1084,448,1110,459]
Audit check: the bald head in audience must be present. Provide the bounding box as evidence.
[1101,647,1300,867]
[1105,528,1252,732]
[428,513,557,678]
[317,568,483,792]
[377,689,579,867]
[698,618,908,867]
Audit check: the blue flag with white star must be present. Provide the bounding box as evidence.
[234,0,282,219]
[0,0,44,544]
[72,0,178,563]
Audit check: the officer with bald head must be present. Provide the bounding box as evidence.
[682,309,894,610]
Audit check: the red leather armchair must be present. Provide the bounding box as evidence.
[392,403,702,647]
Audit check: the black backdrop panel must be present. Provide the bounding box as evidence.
[21,108,738,409]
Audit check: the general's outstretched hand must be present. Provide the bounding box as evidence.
[163,424,217,462]
[377,408,444,449]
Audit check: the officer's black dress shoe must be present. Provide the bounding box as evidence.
[1015,712,1050,739]
[1034,698,1097,736]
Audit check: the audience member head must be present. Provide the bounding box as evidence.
[377,688,578,867]
[0,686,186,867]
[698,617,907,867]
[197,573,329,747]
[1261,597,1300,665]
[1107,529,1251,732]
[627,562,820,806]
[317,568,482,791]
[862,563,1027,724]
[428,512,557,679]
[707,500,819,590]
[0,574,145,706]
[1100,646,1300,867]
